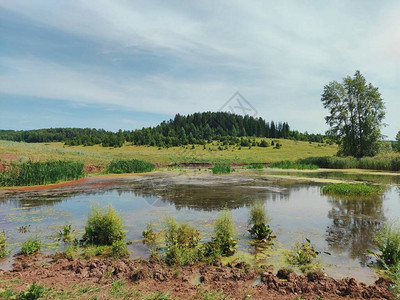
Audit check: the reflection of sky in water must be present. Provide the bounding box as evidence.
[0,172,399,283]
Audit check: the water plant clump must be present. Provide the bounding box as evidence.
[21,237,42,256]
[83,205,125,246]
[207,210,237,257]
[246,163,264,169]
[268,160,318,170]
[211,163,232,174]
[372,223,400,270]
[142,223,159,257]
[248,203,274,241]
[0,160,85,187]
[0,230,9,258]
[322,183,382,197]
[107,159,155,174]
[286,239,320,272]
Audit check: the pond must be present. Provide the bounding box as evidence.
[0,170,399,284]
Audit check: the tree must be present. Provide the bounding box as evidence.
[321,71,385,158]
[396,131,400,152]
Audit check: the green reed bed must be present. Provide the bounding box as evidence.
[0,160,85,187]
[211,163,232,174]
[298,154,400,171]
[107,159,155,174]
[268,160,318,170]
[321,183,382,197]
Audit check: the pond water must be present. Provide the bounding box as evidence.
[0,170,399,283]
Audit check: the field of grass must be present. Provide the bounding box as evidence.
[0,139,338,168]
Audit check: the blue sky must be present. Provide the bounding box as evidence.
[1,1,399,138]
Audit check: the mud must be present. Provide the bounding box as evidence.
[0,254,393,299]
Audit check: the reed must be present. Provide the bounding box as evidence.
[107,159,155,174]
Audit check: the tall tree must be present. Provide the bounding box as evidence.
[321,71,385,158]
[395,131,400,152]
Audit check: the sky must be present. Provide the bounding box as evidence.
[0,1,399,138]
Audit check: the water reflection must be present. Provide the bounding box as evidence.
[326,194,385,266]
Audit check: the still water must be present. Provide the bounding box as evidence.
[0,170,399,283]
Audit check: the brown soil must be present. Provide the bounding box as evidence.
[0,254,394,300]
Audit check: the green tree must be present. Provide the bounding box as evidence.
[321,71,385,158]
[396,131,400,152]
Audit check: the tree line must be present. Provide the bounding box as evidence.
[0,112,325,148]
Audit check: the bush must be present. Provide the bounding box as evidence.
[210,210,236,257]
[107,159,155,174]
[142,223,159,256]
[84,205,125,245]
[110,240,129,258]
[259,140,269,147]
[21,237,41,256]
[322,183,382,197]
[248,204,274,241]
[286,239,319,271]
[0,230,9,258]
[211,163,232,174]
[246,163,264,169]
[0,160,85,187]
[164,217,202,266]
[18,282,46,300]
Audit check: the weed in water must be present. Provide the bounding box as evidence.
[0,230,10,258]
[83,204,125,245]
[322,183,382,197]
[206,210,236,257]
[286,239,320,272]
[373,223,400,269]
[18,225,31,234]
[142,223,160,257]
[248,203,274,241]
[21,237,41,256]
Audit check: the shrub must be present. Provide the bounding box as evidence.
[246,163,264,169]
[209,210,236,257]
[64,244,78,261]
[164,217,202,266]
[107,159,155,174]
[0,230,9,258]
[322,183,382,197]
[84,205,125,245]
[0,160,85,187]
[211,163,232,174]
[248,204,274,241]
[142,223,159,256]
[259,140,269,147]
[21,237,41,256]
[82,245,107,259]
[110,240,129,258]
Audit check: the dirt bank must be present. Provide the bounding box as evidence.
[0,254,394,299]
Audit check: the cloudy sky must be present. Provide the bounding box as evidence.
[1,1,399,138]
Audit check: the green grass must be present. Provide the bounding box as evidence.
[246,163,264,169]
[211,163,232,174]
[0,160,85,187]
[107,158,155,174]
[321,183,382,196]
[268,160,318,170]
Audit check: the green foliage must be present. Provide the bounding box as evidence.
[211,163,232,174]
[21,237,41,256]
[107,159,155,174]
[396,131,400,152]
[373,223,400,269]
[164,217,202,266]
[0,230,10,258]
[84,205,125,245]
[287,239,319,270]
[57,224,75,243]
[142,223,159,256]
[64,244,78,261]
[259,140,269,147]
[246,163,264,169]
[18,282,46,300]
[322,183,382,197]
[248,204,274,241]
[321,70,385,158]
[82,245,107,258]
[209,210,236,257]
[0,160,85,187]
[268,160,318,170]
[248,223,274,241]
[110,239,129,258]
[298,155,400,171]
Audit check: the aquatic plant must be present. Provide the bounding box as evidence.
[0,230,9,258]
[248,204,274,241]
[57,224,75,243]
[84,205,125,245]
[268,160,318,170]
[21,237,42,256]
[208,210,237,257]
[142,223,159,256]
[0,160,85,187]
[211,163,232,174]
[286,239,320,271]
[322,183,382,197]
[373,223,400,269]
[246,163,264,169]
[18,225,31,234]
[107,159,155,174]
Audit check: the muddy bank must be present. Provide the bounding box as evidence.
[0,255,394,299]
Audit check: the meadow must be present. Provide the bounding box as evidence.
[0,139,337,169]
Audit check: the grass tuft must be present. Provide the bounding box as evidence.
[107,159,155,174]
[268,160,318,170]
[211,163,232,174]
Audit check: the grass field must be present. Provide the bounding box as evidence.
[0,139,338,168]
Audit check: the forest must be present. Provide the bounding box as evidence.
[0,112,325,148]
